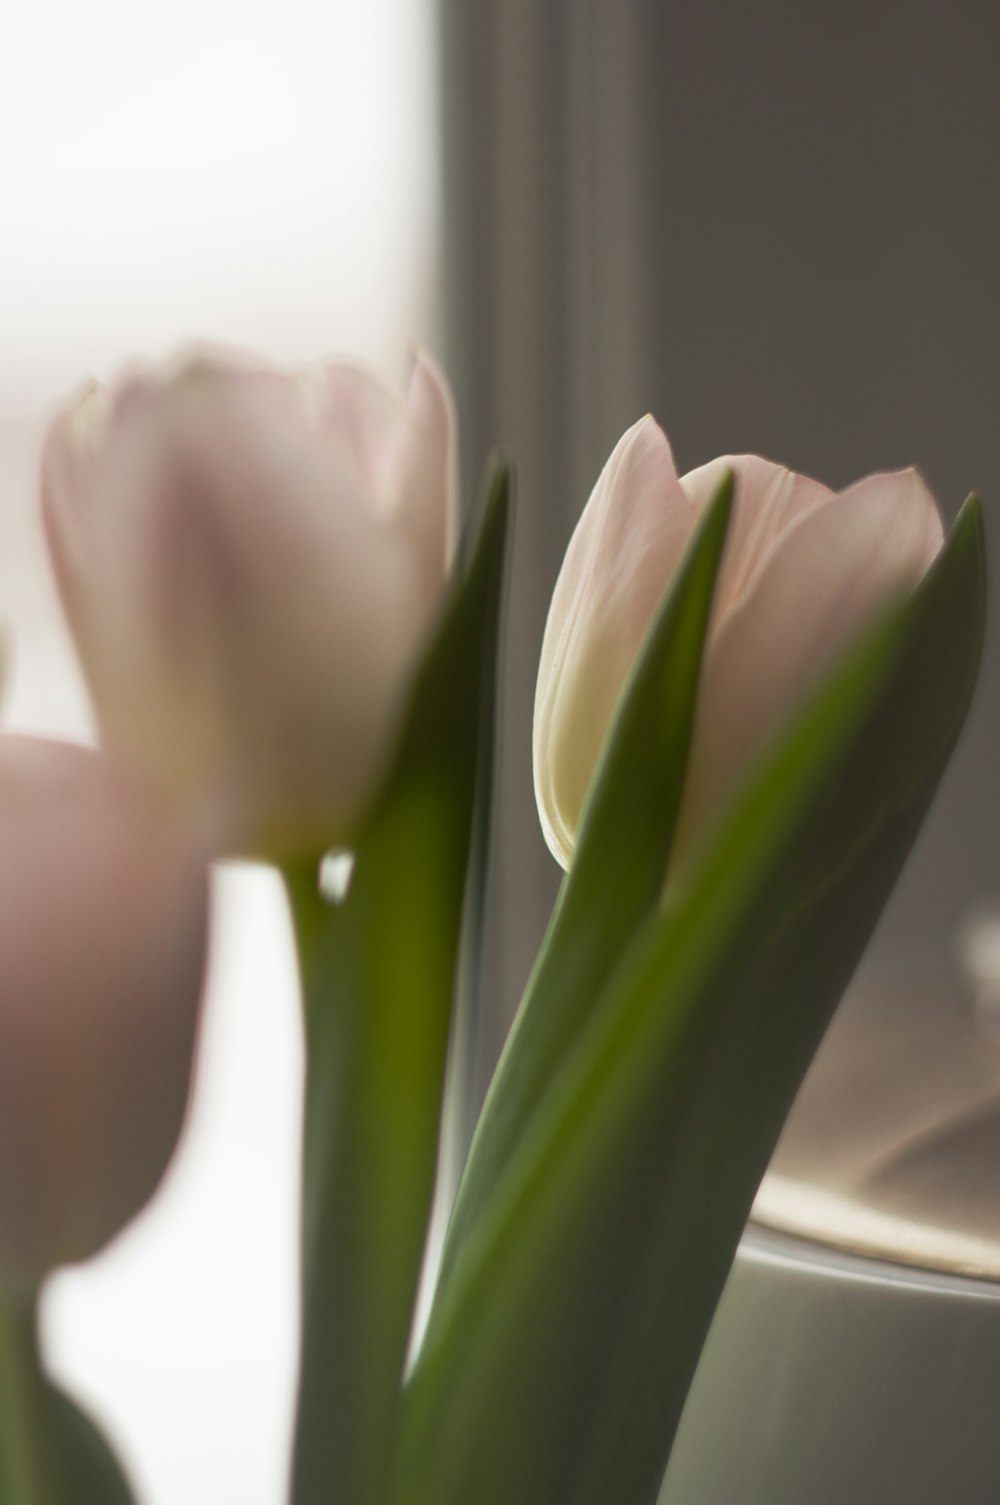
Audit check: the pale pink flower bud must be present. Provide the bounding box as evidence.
[534,417,944,870]
[41,345,458,859]
[0,738,208,1293]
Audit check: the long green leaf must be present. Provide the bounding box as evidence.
[577,495,987,1505]
[442,456,512,1166]
[392,497,985,1505]
[435,476,734,1295]
[286,463,510,1505]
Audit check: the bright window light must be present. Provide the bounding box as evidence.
[0,4,439,1503]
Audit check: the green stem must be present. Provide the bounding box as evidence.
[0,1298,59,1505]
[283,859,329,1002]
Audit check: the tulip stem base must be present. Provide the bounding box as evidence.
[0,1300,59,1505]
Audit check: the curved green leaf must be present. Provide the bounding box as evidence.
[286,463,510,1505]
[393,497,985,1505]
[435,476,734,1296]
[444,454,512,1166]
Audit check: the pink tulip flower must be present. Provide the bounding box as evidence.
[41,346,458,860]
[534,417,944,871]
[0,737,208,1293]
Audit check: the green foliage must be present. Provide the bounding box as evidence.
[390,497,985,1505]
[286,464,510,1505]
[43,1389,137,1505]
[436,474,735,1294]
[0,1302,136,1505]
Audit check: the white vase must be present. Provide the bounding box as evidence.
[661,939,1000,1504]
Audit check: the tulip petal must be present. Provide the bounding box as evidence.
[399,347,461,574]
[309,359,411,510]
[0,739,208,1290]
[39,385,114,693]
[534,416,699,867]
[680,453,832,616]
[674,466,945,862]
[141,375,424,846]
[42,345,455,860]
[308,351,456,597]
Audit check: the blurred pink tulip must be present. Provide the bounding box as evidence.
[41,346,458,859]
[534,417,945,870]
[0,737,208,1293]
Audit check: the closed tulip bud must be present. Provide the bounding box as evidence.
[41,346,458,860]
[0,738,208,1293]
[534,417,944,870]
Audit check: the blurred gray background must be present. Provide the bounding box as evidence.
[439,0,1000,1090]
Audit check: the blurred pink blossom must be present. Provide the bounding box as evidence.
[0,737,208,1292]
[41,346,458,860]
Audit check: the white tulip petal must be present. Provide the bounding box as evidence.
[400,347,461,574]
[309,359,411,512]
[533,416,698,868]
[680,453,832,616]
[0,739,208,1290]
[673,466,944,863]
